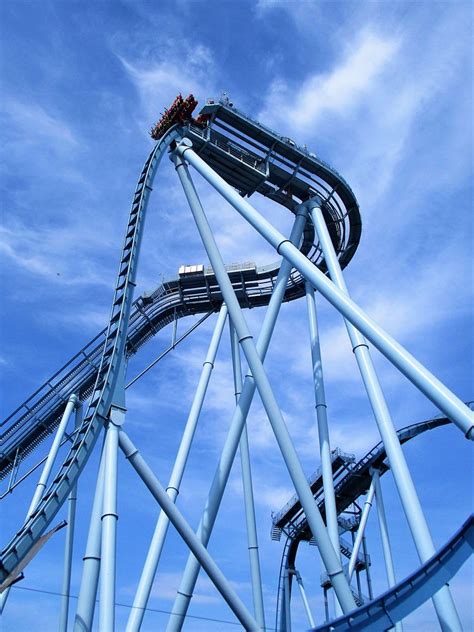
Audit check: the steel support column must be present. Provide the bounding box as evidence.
[28,394,78,516]
[59,401,82,632]
[126,304,228,632]
[230,321,266,630]
[99,407,122,632]
[167,200,308,631]
[310,203,462,632]
[118,430,260,631]
[168,152,355,630]
[0,393,78,614]
[294,569,316,628]
[372,469,402,632]
[175,141,473,439]
[74,439,107,631]
[348,481,375,580]
[305,281,341,615]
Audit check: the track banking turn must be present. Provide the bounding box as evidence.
[0,97,361,582]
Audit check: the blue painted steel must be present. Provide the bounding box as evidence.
[27,394,78,517]
[126,304,228,632]
[74,439,107,631]
[59,403,82,632]
[169,152,355,627]
[230,321,266,630]
[312,515,474,631]
[176,141,474,439]
[310,204,462,632]
[305,281,341,615]
[167,202,307,632]
[348,481,375,580]
[99,410,122,632]
[372,470,403,632]
[0,127,183,584]
[295,570,315,628]
[0,393,78,614]
[118,430,260,631]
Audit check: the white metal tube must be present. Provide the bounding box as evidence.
[305,281,342,616]
[119,430,260,631]
[126,305,228,632]
[28,394,78,516]
[348,481,375,580]
[311,205,462,631]
[171,154,356,618]
[295,570,316,628]
[74,438,106,631]
[230,321,266,630]
[99,410,122,632]
[176,141,473,439]
[59,402,82,632]
[372,470,403,632]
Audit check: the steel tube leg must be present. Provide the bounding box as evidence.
[348,481,375,580]
[0,394,79,615]
[169,154,355,626]
[230,322,266,630]
[126,305,228,632]
[74,438,107,631]
[175,141,474,438]
[362,535,373,600]
[305,281,342,614]
[372,470,403,632]
[99,408,122,632]
[310,204,462,631]
[165,207,305,630]
[28,394,78,516]
[59,402,82,632]
[119,430,260,631]
[294,570,315,629]
[165,193,328,631]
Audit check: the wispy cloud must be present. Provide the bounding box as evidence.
[260,30,400,134]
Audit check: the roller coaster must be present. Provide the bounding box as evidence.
[0,94,472,631]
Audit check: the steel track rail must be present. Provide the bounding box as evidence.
[0,128,180,582]
[313,515,473,631]
[273,413,464,627]
[0,118,362,583]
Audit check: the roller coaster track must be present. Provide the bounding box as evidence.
[0,103,361,584]
[273,411,472,629]
[1,98,471,632]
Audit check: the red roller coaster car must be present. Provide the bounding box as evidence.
[150,94,209,140]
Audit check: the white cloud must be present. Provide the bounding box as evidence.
[260,31,400,134]
[117,43,217,126]
[2,99,78,146]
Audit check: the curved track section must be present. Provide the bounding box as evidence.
[0,109,361,583]
[313,515,473,631]
[0,127,179,582]
[273,413,456,628]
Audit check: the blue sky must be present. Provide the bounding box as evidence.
[0,1,472,630]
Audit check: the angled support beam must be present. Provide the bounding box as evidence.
[305,281,341,616]
[118,430,260,632]
[0,393,78,614]
[371,469,403,632]
[99,406,122,632]
[27,394,79,516]
[229,321,266,630]
[74,438,107,631]
[310,204,461,632]
[126,304,228,632]
[59,402,82,632]
[175,141,473,439]
[294,569,316,629]
[167,151,355,631]
[348,481,375,580]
